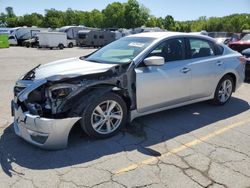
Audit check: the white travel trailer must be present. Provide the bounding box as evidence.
[37,32,67,49]
[58,26,87,47]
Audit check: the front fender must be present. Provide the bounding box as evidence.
[57,85,116,116]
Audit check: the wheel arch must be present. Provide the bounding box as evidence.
[62,84,132,117]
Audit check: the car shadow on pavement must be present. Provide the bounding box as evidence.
[0,97,249,177]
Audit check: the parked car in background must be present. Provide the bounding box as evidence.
[240,30,250,39]
[242,48,250,81]
[37,32,67,49]
[11,32,245,149]
[228,34,250,53]
[208,32,240,45]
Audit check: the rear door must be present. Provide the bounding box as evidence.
[187,38,225,99]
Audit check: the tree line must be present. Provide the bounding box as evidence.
[0,0,249,32]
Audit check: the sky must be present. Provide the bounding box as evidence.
[0,0,249,21]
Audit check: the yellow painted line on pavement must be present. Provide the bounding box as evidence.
[115,118,250,175]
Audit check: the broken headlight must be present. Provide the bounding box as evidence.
[48,84,78,99]
[46,84,79,114]
[51,87,74,99]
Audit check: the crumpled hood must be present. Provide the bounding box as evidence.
[33,57,117,80]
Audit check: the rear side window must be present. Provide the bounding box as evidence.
[189,38,215,58]
[215,44,224,55]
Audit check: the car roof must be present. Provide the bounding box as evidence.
[126,31,215,42]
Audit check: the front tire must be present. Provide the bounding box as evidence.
[213,75,234,105]
[80,92,127,138]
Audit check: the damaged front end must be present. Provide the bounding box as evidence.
[12,62,136,149]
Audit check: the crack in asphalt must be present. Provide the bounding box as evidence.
[1,112,250,187]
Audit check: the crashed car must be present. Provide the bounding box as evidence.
[12,32,245,149]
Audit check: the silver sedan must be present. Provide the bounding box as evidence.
[11,32,246,149]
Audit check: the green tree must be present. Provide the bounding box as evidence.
[191,16,207,31]
[163,15,175,30]
[89,9,104,28]
[102,2,125,28]
[156,17,165,29]
[44,9,65,28]
[5,7,15,18]
[4,7,18,27]
[145,16,158,27]
[81,9,104,28]
[18,13,44,27]
[1,2,250,32]
[0,13,7,26]
[124,0,149,28]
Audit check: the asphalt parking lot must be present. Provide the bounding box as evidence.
[0,47,250,188]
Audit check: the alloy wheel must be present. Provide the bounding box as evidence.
[91,100,123,134]
[218,79,233,103]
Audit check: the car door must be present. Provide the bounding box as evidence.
[135,38,192,113]
[187,38,225,99]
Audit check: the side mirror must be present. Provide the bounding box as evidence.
[144,56,165,66]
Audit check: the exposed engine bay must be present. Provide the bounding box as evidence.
[14,60,136,120]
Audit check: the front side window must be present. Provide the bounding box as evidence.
[189,38,215,58]
[147,38,185,62]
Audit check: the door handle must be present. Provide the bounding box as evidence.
[216,61,223,66]
[181,67,191,73]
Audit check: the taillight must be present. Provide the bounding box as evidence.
[239,56,247,64]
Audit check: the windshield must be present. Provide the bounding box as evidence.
[85,37,155,64]
[241,34,250,42]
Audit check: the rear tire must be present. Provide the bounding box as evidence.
[212,75,234,105]
[79,92,127,138]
